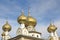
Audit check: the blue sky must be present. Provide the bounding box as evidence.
[0,0,60,39]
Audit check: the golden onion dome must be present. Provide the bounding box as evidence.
[26,12,37,27]
[1,32,5,36]
[17,11,27,24]
[2,21,11,32]
[47,23,57,33]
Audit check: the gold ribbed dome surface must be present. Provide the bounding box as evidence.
[26,15,37,27]
[2,21,11,32]
[47,23,57,33]
[17,11,27,24]
[1,32,5,36]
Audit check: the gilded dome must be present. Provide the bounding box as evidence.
[17,11,27,24]
[26,13,37,27]
[1,32,5,36]
[2,21,11,32]
[47,23,57,33]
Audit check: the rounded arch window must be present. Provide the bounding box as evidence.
[37,35,39,37]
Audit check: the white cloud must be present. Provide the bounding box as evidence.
[30,0,57,15]
[0,4,21,17]
[35,23,49,38]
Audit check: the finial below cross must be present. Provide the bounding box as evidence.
[6,16,8,21]
[28,7,31,16]
[50,19,54,25]
[21,9,24,15]
[5,16,8,23]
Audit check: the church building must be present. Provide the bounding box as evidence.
[1,9,60,40]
